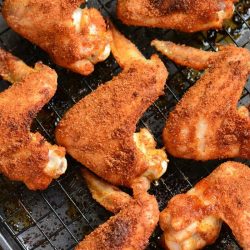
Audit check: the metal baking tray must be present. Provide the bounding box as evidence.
[0,0,250,249]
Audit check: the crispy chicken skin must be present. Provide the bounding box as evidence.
[117,0,237,32]
[160,161,250,250]
[76,169,159,250]
[81,129,169,213]
[82,169,133,214]
[0,49,67,190]
[152,41,250,161]
[76,192,159,250]
[56,26,168,187]
[2,0,111,75]
[78,130,168,249]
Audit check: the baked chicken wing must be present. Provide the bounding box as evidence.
[117,0,237,32]
[160,161,250,250]
[56,26,168,188]
[152,40,250,161]
[2,0,111,75]
[0,49,67,190]
[75,169,159,250]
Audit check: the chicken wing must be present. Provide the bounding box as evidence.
[56,25,168,188]
[0,49,67,190]
[117,0,237,32]
[152,40,250,161]
[2,0,111,75]
[82,169,133,214]
[160,161,250,250]
[76,169,159,250]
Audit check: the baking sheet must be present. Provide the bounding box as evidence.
[0,0,250,249]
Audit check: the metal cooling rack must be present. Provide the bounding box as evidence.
[0,0,250,249]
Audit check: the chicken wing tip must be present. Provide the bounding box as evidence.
[110,23,146,67]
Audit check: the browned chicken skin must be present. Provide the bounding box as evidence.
[152,41,250,161]
[117,0,238,32]
[0,49,67,190]
[160,161,250,250]
[75,169,159,250]
[82,169,133,214]
[76,191,159,250]
[2,0,111,75]
[56,26,168,187]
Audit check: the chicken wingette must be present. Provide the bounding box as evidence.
[56,25,168,188]
[152,40,250,161]
[75,169,159,250]
[0,49,67,190]
[2,0,111,75]
[160,161,250,250]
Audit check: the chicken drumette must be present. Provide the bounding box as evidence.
[160,161,250,250]
[117,0,237,32]
[75,169,159,250]
[56,25,168,188]
[0,49,67,190]
[152,40,250,161]
[2,0,111,75]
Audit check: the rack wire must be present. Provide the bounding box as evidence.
[0,0,250,249]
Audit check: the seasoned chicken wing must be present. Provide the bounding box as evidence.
[160,161,250,250]
[56,25,168,187]
[152,40,250,161]
[117,0,237,32]
[0,49,67,190]
[2,0,111,75]
[76,169,159,250]
[82,169,133,214]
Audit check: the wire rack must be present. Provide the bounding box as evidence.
[0,0,250,249]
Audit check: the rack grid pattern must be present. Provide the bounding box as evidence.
[0,0,250,249]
